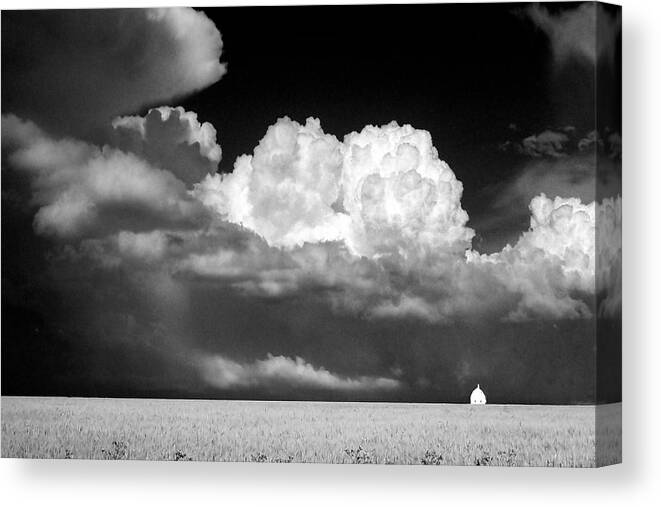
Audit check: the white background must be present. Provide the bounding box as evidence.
[1,0,659,505]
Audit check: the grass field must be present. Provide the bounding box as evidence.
[0,397,621,466]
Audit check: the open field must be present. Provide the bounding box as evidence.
[1,397,621,466]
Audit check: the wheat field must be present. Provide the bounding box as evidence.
[0,397,621,466]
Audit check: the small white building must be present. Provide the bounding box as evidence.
[470,384,487,404]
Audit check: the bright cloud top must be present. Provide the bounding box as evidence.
[195,118,473,267]
[468,195,596,321]
[194,118,349,248]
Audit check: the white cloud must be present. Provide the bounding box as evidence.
[189,118,607,323]
[340,122,473,264]
[200,353,401,391]
[112,106,222,187]
[468,194,595,321]
[195,118,473,269]
[194,117,349,248]
[2,8,225,137]
[5,112,613,324]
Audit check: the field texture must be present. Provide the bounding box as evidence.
[1,397,621,466]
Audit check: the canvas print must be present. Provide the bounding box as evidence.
[1,2,621,467]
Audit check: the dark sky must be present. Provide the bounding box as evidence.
[184,4,590,249]
[1,3,621,403]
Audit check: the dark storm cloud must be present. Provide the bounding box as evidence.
[1,8,226,138]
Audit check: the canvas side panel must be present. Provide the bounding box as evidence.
[595,1,622,467]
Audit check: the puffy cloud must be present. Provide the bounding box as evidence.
[200,353,401,392]
[512,194,595,291]
[195,118,473,268]
[5,110,608,324]
[187,118,605,323]
[112,107,222,187]
[194,117,348,248]
[525,3,620,68]
[2,114,206,239]
[340,122,473,264]
[468,194,595,321]
[2,8,225,137]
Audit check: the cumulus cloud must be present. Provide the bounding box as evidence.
[525,3,620,68]
[2,8,225,137]
[4,110,610,324]
[111,107,221,187]
[340,122,473,264]
[468,194,595,321]
[200,353,401,391]
[188,118,603,322]
[194,117,349,248]
[195,118,473,268]
[2,114,206,238]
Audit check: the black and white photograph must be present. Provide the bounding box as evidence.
[1,1,621,467]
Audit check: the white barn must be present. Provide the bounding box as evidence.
[470,384,486,404]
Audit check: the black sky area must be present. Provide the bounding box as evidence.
[1,3,621,404]
[182,4,570,245]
